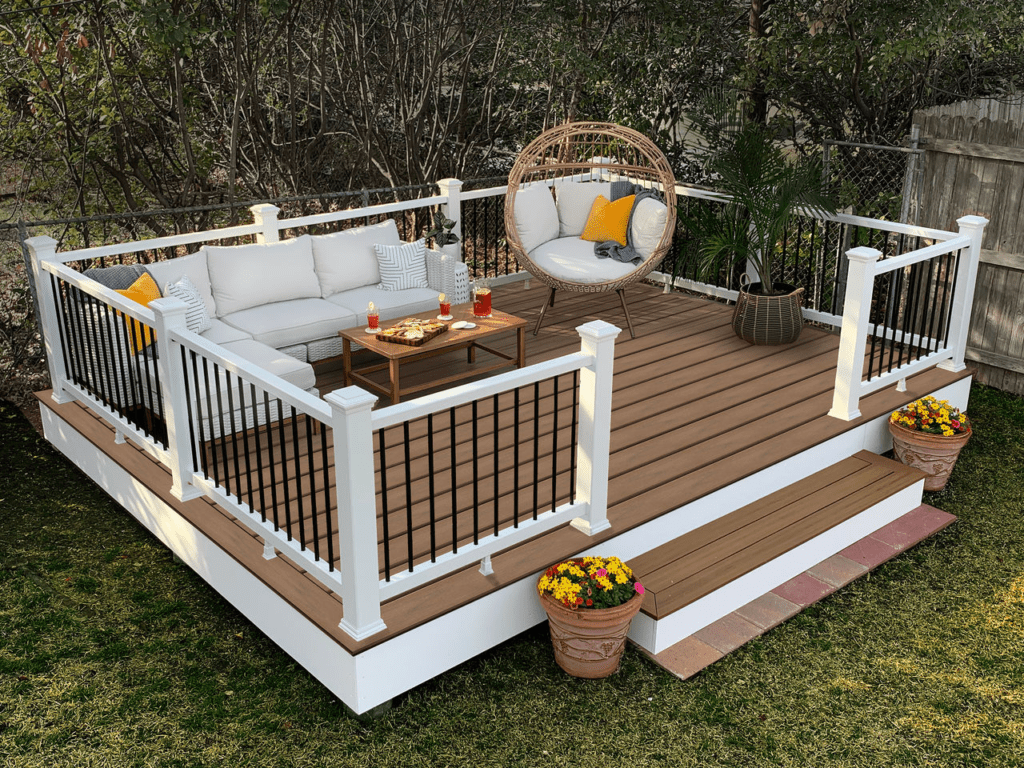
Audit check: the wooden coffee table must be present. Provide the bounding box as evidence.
[339,304,527,404]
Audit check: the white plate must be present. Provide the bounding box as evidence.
[451,321,476,330]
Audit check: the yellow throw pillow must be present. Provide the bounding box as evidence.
[115,272,161,353]
[580,194,635,246]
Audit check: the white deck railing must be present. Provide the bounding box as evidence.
[827,215,987,420]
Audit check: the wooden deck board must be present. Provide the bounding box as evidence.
[39,280,971,654]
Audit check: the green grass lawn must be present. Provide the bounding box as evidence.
[1,384,1022,767]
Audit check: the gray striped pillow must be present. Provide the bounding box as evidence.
[374,239,429,291]
[164,275,213,333]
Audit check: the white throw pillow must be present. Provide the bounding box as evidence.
[146,251,217,316]
[555,181,612,237]
[513,182,560,254]
[375,239,429,291]
[630,197,669,260]
[163,275,213,333]
[310,219,400,296]
[205,235,320,317]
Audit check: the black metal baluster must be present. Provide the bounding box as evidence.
[276,397,293,541]
[202,359,221,487]
[237,376,255,513]
[290,406,307,549]
[379,427,392,580]
[513,387,520,527]
[449,408,458,554]
[551,377,559,513]
[492,394,500,536]
[934,252,955,348]
[250,384,267,521]
[471,400,479,545]
[319,420,334,570]
[49,276,73,388]
[570,370,579,503]
[884,268,903,375]
[942,249,962,348]
[533,381,540,520]
[211,362,232,491]
[403,420,414,572]
[427,413,437,563]
[304,414,321,562]
[190,351,209,477]
[180,348,200,473]
[264,392,280,531]
[224,369,243,503]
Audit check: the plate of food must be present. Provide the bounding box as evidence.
[376,318,449,346]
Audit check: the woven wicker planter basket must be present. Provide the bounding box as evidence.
[732,282,805,345]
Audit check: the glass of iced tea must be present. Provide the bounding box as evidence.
[473,281,492,318]
[438,292,452,320]
[366,301,380,333]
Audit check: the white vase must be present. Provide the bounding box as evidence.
[440,242,461,262]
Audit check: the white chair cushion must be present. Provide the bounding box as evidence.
[513,183,560,254]
[631,197,669,261]
[529,237,637,285]
[374,239,429,291]
[219,339,317,392]
[206,235,320,316]
[311,220,400,296]
[326,285,439,325]
[200,318,252,345]
[162,275,212,334]
[147,251,216,316]
[220,298,356,349]
[555,181,612,237]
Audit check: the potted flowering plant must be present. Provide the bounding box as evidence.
[889,395,972,491]
[537,556,645,678]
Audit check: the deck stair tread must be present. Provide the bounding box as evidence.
[631,451,925,620]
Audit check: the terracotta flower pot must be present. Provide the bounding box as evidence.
[539,591,645,679]
[889,420,972,491]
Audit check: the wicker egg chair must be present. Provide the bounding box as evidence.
[503,122,677,337]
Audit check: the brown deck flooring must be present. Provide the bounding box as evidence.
[40,280,972,655]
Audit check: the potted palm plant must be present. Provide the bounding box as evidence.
[681,121,837,344]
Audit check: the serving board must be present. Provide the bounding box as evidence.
[375,318,449,347]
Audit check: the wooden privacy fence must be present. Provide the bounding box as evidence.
[914,100,1024,396]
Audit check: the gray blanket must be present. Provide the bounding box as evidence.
[594,182,664,265]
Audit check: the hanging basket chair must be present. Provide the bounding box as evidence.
[504,122,677,337]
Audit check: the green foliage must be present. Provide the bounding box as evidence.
[680,122,837,294]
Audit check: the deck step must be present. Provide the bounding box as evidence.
[627,451,926,654]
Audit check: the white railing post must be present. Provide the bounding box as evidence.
[436,178,463,261]
[571,320,621,536]
[25,235,73,405]
[325,387,387,640]
[149,297,204,502]
[250,203,281,244]
[828,247,882,421]
[938,214,988,373]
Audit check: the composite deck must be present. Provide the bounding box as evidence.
[40,280,971,657]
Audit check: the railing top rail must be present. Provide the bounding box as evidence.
[818,210,958,241]
[43,260,158,324]
[873,234,972,275]
[370,351,592,430]
[279,194,449,230]
[460,184,510,201]
[166,327,331,422]
[48,223,264,264]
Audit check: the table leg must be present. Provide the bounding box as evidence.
[516,327,526,368]
[468,342,476,364]
[390,357,401,404]
[343,338,352,386]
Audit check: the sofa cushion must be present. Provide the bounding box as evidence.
[163,274,213,334]
[374,239,429,291]
[206,235,320,316]
[631,196,669,260]
[513,182,559,254]
[555,181,612,238]
[115,272,162,353]
[529,237,637,285]
[219,339,316,392]
[220,297,356,349]
[200,318,252,345]
[84,263,155,291]
[147,251,217,316]
[311,219,401,296]
[327,285,439,325]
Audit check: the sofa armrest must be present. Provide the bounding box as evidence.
[425,249,471,304]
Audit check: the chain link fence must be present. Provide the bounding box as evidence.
[822,134,924,224]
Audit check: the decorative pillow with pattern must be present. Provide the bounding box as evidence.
[164,274,213,334]
[374,239,429,291]
[115,272,162,353]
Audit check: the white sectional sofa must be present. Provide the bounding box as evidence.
[85,218,469,408]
